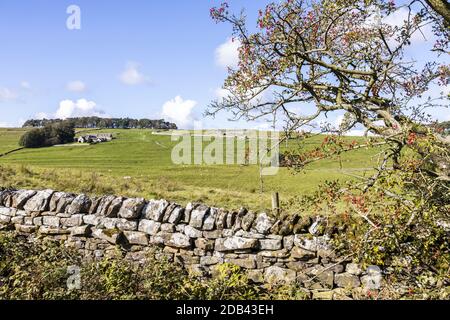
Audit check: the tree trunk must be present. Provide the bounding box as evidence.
[425,0,450,25]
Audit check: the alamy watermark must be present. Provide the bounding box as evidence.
[66,265,81,290]
[170,123,280,176]
[66,5,81,30]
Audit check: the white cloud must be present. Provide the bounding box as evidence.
[55,99,106,119]
[215,38,240,68]
[215,87,232,100]
[35,112,49,120]
[161,96,197,128]
[0,87,18,102]
[20,81,31,90]
[119,61,149,85]
[66,80,87,92]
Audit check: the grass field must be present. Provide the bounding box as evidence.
[0,128,382,212]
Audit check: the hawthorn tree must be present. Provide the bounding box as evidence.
[209,0,449,293]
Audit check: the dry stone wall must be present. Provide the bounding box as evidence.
[0,188,383,298]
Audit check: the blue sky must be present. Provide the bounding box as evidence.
[0,0,448,130]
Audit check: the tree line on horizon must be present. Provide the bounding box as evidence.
[22,117,178,130]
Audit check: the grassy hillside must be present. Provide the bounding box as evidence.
[0,128,381,212]
[0,128,27,154]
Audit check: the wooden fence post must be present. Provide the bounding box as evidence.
[272,192,280,215]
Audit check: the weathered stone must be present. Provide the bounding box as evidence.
[286,261,308,272]
[225,211,237,229]
[12,190,36,209]
[0,190,11,206]
[123,231,148,246]
[294,234,331,254]
[346,263,362,276]
[200,256,222,266]
[175,224,185,233]
[160,223,175,233]
[0,207,15,216]
[96,195,116,216]
[203,207,218,231]
[269,220,282,235]
[89,197,101,214]
[222,229,234,237]
[317,247,336,259]
[264,266,296,284]
[24,189,54,212]
[118,198,146,219]
[0,214,11,224]
[70,225,92,236]
[312,291,334,300]
[241,212,256,231]
[203,229,223,239]
[247,270,264,283]
[116,219,138,231]
[15,210,27,216]
[189,205,209,229]
[182,202,197,224]
[92,228,121,244]
[15,224,37,233]
[138,219,161,235]
[323,263,345,274]
[56,212,71,218]
[52,192,75,213]
[215,209,228,229]
[234,230,265,239]
[61,214,84,227]
[162,203,177,222]
[11,216,23,224]
[67,194,91,215]
[291,247,316,260]
[33,217,43,226]
[142,199,169,222]
[317,270,334,289]
[232,208,247,231]
[335,273,361,288]
[283,235,294,250]
[195,238,215,251]
[175,254,200,265]
[40,211,56,217]
[332,288,353,300]
[39,226,70,235]
[166,233,192,249]
[97,217,117,229]
[293,216,313,234]
[258,250,290,259]
[43,216,60,227]
[259,239,283,251]
[215,237,258,251]
[252,213,274,234]
[150,232,166,245]
[104,197,124,218]
[83,214,101,226]
[168,206,184,224]
[184,225,203,238]
[278,214,300,236]
[227,256,257,269]
[186,264,207,277]
[24,217,33,225]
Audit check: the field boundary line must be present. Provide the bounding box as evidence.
[0,147,25,158]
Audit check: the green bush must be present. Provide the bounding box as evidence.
[19,121,75,148]
[0,232,274,300]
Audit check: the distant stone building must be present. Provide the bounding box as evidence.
[77,133,113,144]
